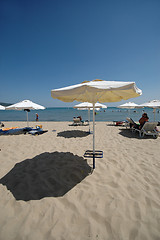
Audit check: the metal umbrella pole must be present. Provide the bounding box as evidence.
[24,109,30,127]
[153,108,156,121]
[84,103,103,169]
[27,111,29,127]
[88,108,91,133]
[92,103,95,169]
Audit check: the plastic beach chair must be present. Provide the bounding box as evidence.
[72,118,84,126]
[126,117,139,131]
[135,122,159,138]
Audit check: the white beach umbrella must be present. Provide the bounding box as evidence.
[0,105,5,110]
[74,102,107,109]
[118,102,139,117]
[74,102,107,132]
[137,100,160,121]
[6,100,45,126]
[51,79,142,169]
[118,102,139,109]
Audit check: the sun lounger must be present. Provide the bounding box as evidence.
[28,126,48,135]
[126,117,140,131]
[71,118,84,126]
[28,129,48,135]
[134,122,159,138]
[74,118,82,125]
[0,127,31,135]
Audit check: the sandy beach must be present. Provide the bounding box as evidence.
[0,121,160,240]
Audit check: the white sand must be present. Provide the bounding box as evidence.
[0,121,160,240]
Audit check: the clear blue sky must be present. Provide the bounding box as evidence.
[0,0,160,107]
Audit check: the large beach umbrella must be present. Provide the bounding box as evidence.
[0,105,5,110]
[74,102,107,132]
[6,100,45,126]
[137,100,160,121]
[51,79,142,169]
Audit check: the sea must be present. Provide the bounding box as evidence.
[0,107,159,122]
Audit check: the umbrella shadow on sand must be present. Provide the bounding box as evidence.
[0,152,92,201]
[119,128,138,138]
[57,130,90,138]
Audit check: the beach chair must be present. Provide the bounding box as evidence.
[126,118,139,131]
[0,127,31,135]
[28,125,48,135]
[135,122,159,138]
[72,118,84,126]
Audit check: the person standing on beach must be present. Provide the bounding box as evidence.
[36,113,39,121]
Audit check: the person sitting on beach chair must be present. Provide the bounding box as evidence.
[77,116,82,121]
[139,112,149,129]
[72,116,84,126]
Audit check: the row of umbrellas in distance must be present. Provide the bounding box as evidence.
[1,99,160,112]
[1,99,160,130]
[118,100,160,121]
[118,100,160,109]
[74,100,160,121]
[1,99,160,117]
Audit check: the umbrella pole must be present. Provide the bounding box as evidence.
[88,108,90,133]
[26,111,29,127]
[153,108,156,121]
[93,103,95,169]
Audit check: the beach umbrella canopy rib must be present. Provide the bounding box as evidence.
[51,79,142,169]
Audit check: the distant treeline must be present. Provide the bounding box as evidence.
[0,102,12,106]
